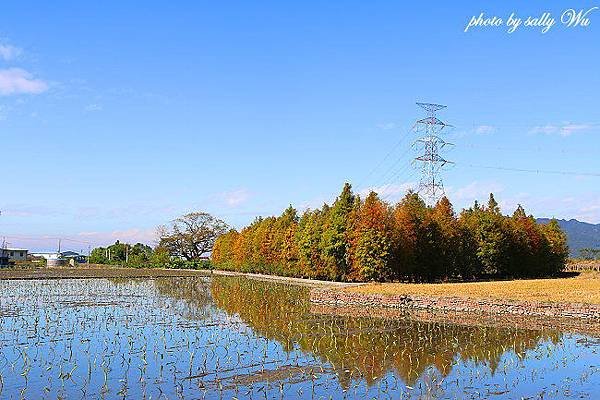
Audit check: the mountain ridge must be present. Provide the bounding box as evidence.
[537,218,600,257]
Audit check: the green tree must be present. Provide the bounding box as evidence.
[392,191,427,280]
[296,208,328,278]
[321,183,356,280]
[89,247,108,264]
[540,219,569,274]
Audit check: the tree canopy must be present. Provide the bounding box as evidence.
[158,212,228,261]
[212,184,568,282]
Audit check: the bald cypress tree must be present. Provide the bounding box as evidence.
[541,218,569,275]
[212,188,568,281]
[429,196,460,280]
[392,191,427,281]
[322,183,355,280]
[350,192,393,281]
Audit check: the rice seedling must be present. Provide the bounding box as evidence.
[0,276,597,398]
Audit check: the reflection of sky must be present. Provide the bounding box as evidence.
[0,277,597,399]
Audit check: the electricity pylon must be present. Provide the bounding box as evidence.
[413,102,453,205]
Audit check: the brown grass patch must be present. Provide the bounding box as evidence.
[345,273,600,305]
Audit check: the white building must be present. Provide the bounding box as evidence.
[0,248,28,262]
[31,251,87,263]
[31,251,59,260]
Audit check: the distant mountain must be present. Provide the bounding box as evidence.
[536,218,600,257]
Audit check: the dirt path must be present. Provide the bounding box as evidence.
[0,266,357,288]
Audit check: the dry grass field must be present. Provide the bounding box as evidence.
[345,272,600,304]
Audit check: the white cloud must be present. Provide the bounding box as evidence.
[474,125,496,134]
[84,103,103,112]
[220,189,251,207]
[0,228,158,252]
[0,204,64,217]
[358,182,415,203]
[530,123,596,137]
[448,181,505,207]
[75,204,176,219]
[560,123,593,136]
[78,228,158,246]
[376,122,399,130]
[0,68,48,95]
[0,43,22,60]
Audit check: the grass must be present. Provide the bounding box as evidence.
[344,272,600,305]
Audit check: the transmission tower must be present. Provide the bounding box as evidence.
[413,102,453,205]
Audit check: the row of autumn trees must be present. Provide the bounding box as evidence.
[212,183,569,282]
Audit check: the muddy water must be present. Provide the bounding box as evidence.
[0,276,598,399]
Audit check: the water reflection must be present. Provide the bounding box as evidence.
[0,276,597,399]
[210,276,561,387]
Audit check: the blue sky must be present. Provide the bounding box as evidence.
[1,1,599,251]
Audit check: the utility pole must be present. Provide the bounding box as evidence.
[413,102,454,205]
[0,211,4,250]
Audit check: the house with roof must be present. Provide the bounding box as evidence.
[0,248,29,266]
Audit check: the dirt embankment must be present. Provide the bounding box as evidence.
[310,273,600,327]
[310,303,600,336]
[310,288,600,320]
[565,260,600,272]
[0,267,210,280]
[0,266,354,287]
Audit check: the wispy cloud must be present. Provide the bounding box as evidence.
[448,181,505,206]
[74,204,176,220]
[0,68,48,95]
[358,182,415,203]
[0,43,22,61]
[499,194,600,224]
[376,122,399,131]
[454,124,495,138]
[0,204,64,218]
[84,103,102,112]
[474,125,496,135]
[530,122,597,137]
[220,189,251,207]
[1,203,176,220]
[3,229,159,252]
[77,228,158,247]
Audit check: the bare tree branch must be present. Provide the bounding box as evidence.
[157,212,228,261]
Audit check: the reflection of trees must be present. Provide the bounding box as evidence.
[107,277,214,322]
[153,277,214,321]
[210,276,561,387]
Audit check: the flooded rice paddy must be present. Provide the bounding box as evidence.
[0,276,599,399]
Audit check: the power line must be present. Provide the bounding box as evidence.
[0,235,93,245]
[461,163,600,177]
[370,147,413,189]
[355,125,413,190]
[459,142,597,156]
